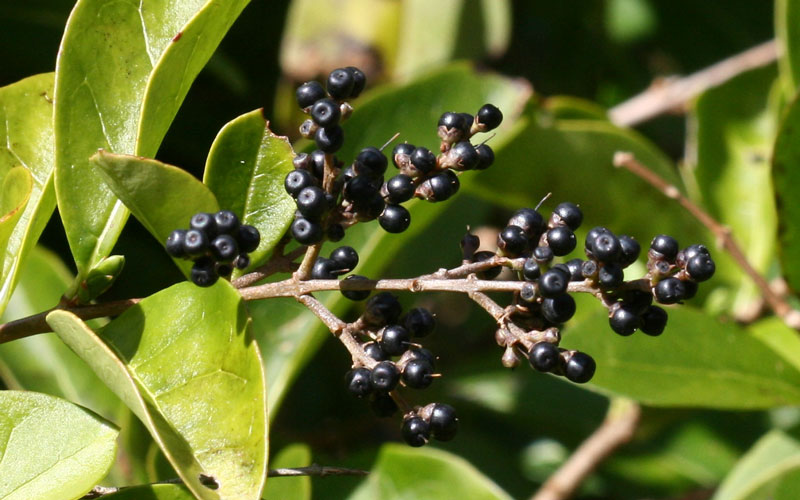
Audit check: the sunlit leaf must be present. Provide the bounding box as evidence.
[772,90,800,295]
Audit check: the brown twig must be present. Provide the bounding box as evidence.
[531,399,641,500]
[608,40,778,127]
[231,246,305,288]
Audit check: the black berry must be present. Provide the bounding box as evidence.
[429,403,458,441]
[522,258,541,281]
[392,143,415,169]
[327,223,345,242]
[345,367,373,397]
[533,246,554,264]
[329,246,359,272]
[473,250,501,280]
[364,342,388,362]
[591,233,621,263]
[310,98,341,128]
[341,274,371,301]
[234,254,250,270]
[498,225,528,257]
[210,235,239,263]
[291,217,323,245]
[553,202,582,230]
[236,225,260,253]
[597,263,624,289]
[410,147,437,174]
[311,257,338,279]
[423,170,459,201]
[370,361,400,392]
[541,294,576,323]
[686,254,715,282]
[474,144,495,170]
[640,305,668,336]
[346,67,366,97]
[355,147,388,177]
[371,392,398,417]
[476,104,503,130]
[214,210,240,235]
[166,229,187,258]
[379,205,411,233]
[296,186,328,220]
[539,269,569,297]
[450,141,479,170]
[315,125,344,153]
[385,174,415,204]
[650,235,679,261]
[609,306,640,336]
[183,229,209,257]
[402,359,434,389]
[565,352,596,383]
[191,257,218,287]
[529,342,560,372]
[364,292,402,326]
[402,416,430,447]
[618,235,641,267]
[654,278,685,304]
[296,81,326,109]
[402,308,436,337]
[379,324,411,356]
[190,212,217,238]
[564,259,584,281]
[285,169,316,198]
[547,226,577,256]
[508,208,545,239]
[327,68,355,100]
[438,112,469,136]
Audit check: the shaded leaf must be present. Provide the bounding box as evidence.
[0,390,118,500]
[263,444,312,500]
[204,110,296,274]
[0,167,32,254]
[0,73,56,318]
[48,281,267,500]
[772,91,800,294]
[777,0,800,95]
[100,484,196,500]
[54,0,249,278]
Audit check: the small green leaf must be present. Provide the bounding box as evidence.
[772,91,800,294]
[204,110,296,274]
[565,306,800,408]
[77,254,126,303]
[54,0,249,279]
[777,0,800,95]
[100,484,196,499]
[0,73,56,319]
[91,151,219,276]
[348,444,512,500]
[263,444,312,500]
[712,430,800,500]
[48,281,267,500]
[0,167,32,254]
[0,390,118,500]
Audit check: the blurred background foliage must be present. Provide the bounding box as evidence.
[0,1,787,499]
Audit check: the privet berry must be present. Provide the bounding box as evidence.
[370,361,400,392]
[402,416,430,447]
[564,351,596,384]
[346,368,373,397]
[529,342,560,372]
[379,205,411,233]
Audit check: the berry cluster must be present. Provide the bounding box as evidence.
[166,211,260,287]
[286,66,502,247]
[342,292,456,446]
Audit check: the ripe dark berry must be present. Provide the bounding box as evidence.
[364,342,388,362]
[423,170,459,201]
[189,212,217,238]
[474,144,494,170]
[565,351,596,383]
[327,68,355,100]
[410,147,437,174]
[166,229,187,258]
[610,306,640,336]
[210,235,239,263]
[284,170,316,198]
[310,150,327,179]
[497,225,528,257]
[650,234,679,261]
[402,359,434,389]
[215,262,233,277]
[344,175,379,203]
[402,308,436,337]
[191,258,218,287]
[379,204,411,233]
[327,223,345,242]
[345,367,373,397]
[597,263,624,289]
[438,112,469,135]
[539,269,569,298]
[686,254,715,282]
[315,125,344,153]
[459,113,475,129]
[677,244,710,267]
[640,305,668,336]
[533,246,554,264]
[236,225,260,253]
[357,192,386,219]
[541,294,576,323]
[234,254,250,270]
[379,325,411,356]
[370,361,400,392]
[371,392,398,417]
[619,289,653,314]
[330,246,359,272]
[546,226,577,256]
[553,202,583,230]
[429,403,458,441]
[591,233,621,263]
[392,143,415,168]
[654,278,686,304]
[618,235,641,267]
[296,186,328,220]
[311,98,341,128]
[214,210,240,235]
[364,292,402,326]
[682,280,698,300]
[385,174,415,204]
[407,347,436,367]
[508,208,545,239]
[345,66,366,97]
[522,258,541,281]
[311,257,338,279]
[476,104,503,130]
[291,217,323,245]
[473,250,501,280]
[355,147,388,177]
[402,416,430,447]
[584,226,610,254]
[296,81,326,109]
[564,259,584,281]
[529,342,560,372]
[341,274,371,301]
[450,141,479,170]
[183,229,209,257]
[293,152,312,170]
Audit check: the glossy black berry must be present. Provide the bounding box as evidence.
[564,259,584,281]
[529,342,560,372]
[291,217,322,245]
[640,305,668,336]
[474,144,494,170]
[234,254,250,270]
[341,274,371,301]
[451,141,479,170]
[296,81,326,109]
[459,113,475,129]
[686,254,715,282]
[296,186,328,220]
[371,392,398,417]
[650,235,679,261]
[565,352,596,383]
[370,361,400,392]
[357,192,386,219]
[584,226,610,254]
[191,257,218,287]
[214,210,240,235]
[654,277,685,304]
[315,125,344,153]
[522,258,541,281]
[682,280,698,300]
[166,229,187,258]
[311,257,338,279]
[345,66,366,97]
[310,99,340,128]
[285,170,315,198]
[402,416,430,447]
[553,202,582,230]
[355,147,388,177]
[473,250,501,280]
[345,367,373,397]
[597,263,624,289]
[379,325,411,356]
[498,225,528,257]
[327,68,355,100]
[424,170,459,201]
[508,208,545,239]
[539,269,569,298]
[344,175,379,203]
[327,223,345,242]
[309,150,327,179]
[183,229,209,257]
[591,233,621,263]
[364,342,388,362]
[189,212,217,238]
[430,403,458,441]
[385,174,415,204]
[407,347,436,367]
[364,292,402,326]
[541,294,576,323]
[329,246,358,273]
[438,111,469,135]
[392,143,415,168]
[610,306,640,336]
[379,205,411,233]
[533,246,554,264]
[236,225,260,253]
[402,359,434,389]
[618,235,641,267]
[210,235,239,263]
[476,104,503,130]
[619,289,653,314]
[677,244,710,267]
[547,226,577,256]
[410,147,437,174]
[402,308,436,337]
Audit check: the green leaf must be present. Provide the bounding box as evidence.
[91,151,219,276]
[48,281,267,500]
[691,65,779,312]
[0,167,32,254]
[54,0,249,278]
[0,390,118,500]
[263,444,312,500]
[100,484,196,499]
[712,430,800,500]
[772,91,800,294]
[204,110,296,274]
[348,444,512,500]
[0,73,57,318]
[777,0,800,95]
[564,306,800,408]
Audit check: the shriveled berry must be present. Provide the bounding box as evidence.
[565,351,596,383]
[473,250,501,280]
[236,225,260,253]
[355,147,388,177]
[640,305,668,336]
[379,324,411,356]
[402,416,430,447]
[296,81,326,109]
[315,125,344,153]
[183,229,209,257]
[610,306,640,336]
[402,359,434,389]
[327,67,355,100]
[166,229,187,258]
[402,308,436,337]
[430,403,458,441]
[654,277,686,304]
[522,258,541,281]
[379,204,411,233]
[385,174,415,204]
[310,98,341,128]
[476,104,503,130]
[541,294,576,323]
[210,235,239,263]
[547,226,577,256]
[291,218,323,245]
[529,342,560,372]
[341,274,371,301]
[450,141,479,170]
[581,259,598,278]
[364,292,402,326]
[686,254,715,282]
[345,367,373,397]
[539,269,569,297]
[650,235,679,261]
[370,361,400,392]
[475,143,494,170]
[553,202,582,230]
[296,186,328,220]
[410,147,437,174]
[498,225,528,257]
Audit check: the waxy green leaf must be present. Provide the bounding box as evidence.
[54,0,249,279]
[777,0,800,95]
[0,167,32,255]
[91,151,219,276]
[772,91,800,294]
[204,110,296,274]
[0,391,118,500]
[48,281,267,500]
[0,73,56,318]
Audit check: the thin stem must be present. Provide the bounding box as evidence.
[296,294,375,368]
[232,246,305,289]
[613,152,800,330]
[293,244,322,281]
